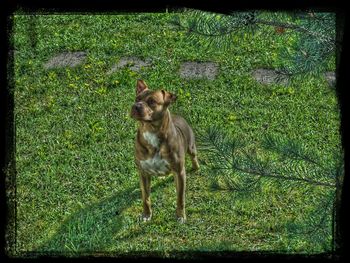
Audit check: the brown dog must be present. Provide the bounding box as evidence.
[131,79,199,223]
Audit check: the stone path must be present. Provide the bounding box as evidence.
[251,68,336,87]
[43,52,335,86]
[107,57,152,75]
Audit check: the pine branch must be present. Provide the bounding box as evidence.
[233,157,335,188]
[171,11,257,38]
[262,135,338,186]
[262,135,325,169]
[200,127,337,189]
[199,126,338,248]
[172,11,335,44]
[171,10,337,77]
[303,193,334,236]
[286,188,334,241]
[254,18,334,43]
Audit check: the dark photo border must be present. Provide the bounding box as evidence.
[1,0,348,261]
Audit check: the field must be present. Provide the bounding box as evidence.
[11,12,341,257]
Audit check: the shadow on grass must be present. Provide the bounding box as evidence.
[35,176,174,256]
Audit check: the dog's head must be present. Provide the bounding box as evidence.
[131,79,177,122]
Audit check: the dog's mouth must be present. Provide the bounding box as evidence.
[131,106,152,122]
[131,107,140,117]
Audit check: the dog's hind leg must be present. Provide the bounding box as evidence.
[188,141,199,171]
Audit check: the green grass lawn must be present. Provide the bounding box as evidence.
[11,12,341,257]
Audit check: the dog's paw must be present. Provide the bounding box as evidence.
[139,214,152,222]
[190,166,200,173]
[177,216,186,224]
[191,161,200,172]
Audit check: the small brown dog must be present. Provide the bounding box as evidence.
[131,79,199,223]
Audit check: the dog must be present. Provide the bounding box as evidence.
[130,79,199,223]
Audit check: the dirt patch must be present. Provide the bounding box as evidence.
[252,68,289,86]
[179,62,219,80]
[44,51,87,69]
[324,71,336,87]
[107,57,151,74]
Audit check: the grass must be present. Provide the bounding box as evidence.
[11,12,341,257]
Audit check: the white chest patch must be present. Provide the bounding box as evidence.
[143,132,160,148]
[140,152,170,176]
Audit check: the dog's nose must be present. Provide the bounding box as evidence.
[134,102,143,112]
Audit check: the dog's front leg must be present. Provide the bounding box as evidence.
[174,167,186,223]
[140,173,152,221]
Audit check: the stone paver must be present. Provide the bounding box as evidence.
[44,51,87,69]
[324,71,336,87]
[252,68,289,86]
[179,62,219,80]
[107,57,151,74]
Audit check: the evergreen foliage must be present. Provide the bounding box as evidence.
[198,126,342,248]
[171,10,336,79]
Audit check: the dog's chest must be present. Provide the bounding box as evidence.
[139,132,170,175]
[142,132,160,148]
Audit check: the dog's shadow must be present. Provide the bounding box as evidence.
[39,176,174,255]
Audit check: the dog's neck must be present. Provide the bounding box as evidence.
[139,109,173,139]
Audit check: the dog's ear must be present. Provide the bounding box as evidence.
[161,90,177,105]
[136,79,148,95]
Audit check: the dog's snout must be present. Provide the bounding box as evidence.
[135,102,143,111]
[133,102,143,113]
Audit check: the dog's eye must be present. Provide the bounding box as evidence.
[147,98,156,105]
